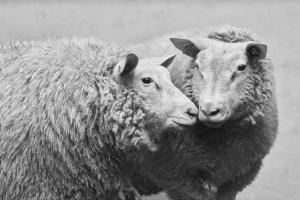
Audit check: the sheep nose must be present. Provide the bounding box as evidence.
[187,105,198,118]
[200,103,221,116]
[198,100,229,127]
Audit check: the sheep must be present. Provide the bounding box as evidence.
[0,38,199,200]
[129,26,278,200]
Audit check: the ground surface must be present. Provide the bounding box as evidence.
[0,0,299,199]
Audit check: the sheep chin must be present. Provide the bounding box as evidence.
[160,117,196,132]
[201,121,225,128]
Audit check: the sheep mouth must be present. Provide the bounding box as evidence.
[167,115,198,127]
[198,112,229,128]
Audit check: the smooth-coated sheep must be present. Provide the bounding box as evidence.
[129,26,278,200]
[0,38,198,200]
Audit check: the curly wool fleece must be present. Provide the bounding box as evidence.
[0,38,160,200]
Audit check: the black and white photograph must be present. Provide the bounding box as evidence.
[0,0,298,200]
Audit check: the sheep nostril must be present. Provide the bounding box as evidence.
[187,108,198,117]
[209,109,221,116]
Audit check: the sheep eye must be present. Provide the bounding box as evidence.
[237,64,247,71]
[194,64,199,69]
[141,77,153,85]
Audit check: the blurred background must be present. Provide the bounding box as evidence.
[0,0,299,199]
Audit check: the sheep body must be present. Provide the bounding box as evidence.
[0,38,162,200]
[129,26,278,200]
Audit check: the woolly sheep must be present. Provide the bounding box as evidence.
[129,26,278,200]
[0,38,198,200]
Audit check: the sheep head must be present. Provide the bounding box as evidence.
[112,54,198,149]
[170,37,271,128]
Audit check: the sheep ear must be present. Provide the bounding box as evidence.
[170,38,200,58]
[161,55,176,68]
[113,53,139,81]
[245,43,267,59]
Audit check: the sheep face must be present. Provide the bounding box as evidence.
[170,38,267,128]
[113,54,198,131]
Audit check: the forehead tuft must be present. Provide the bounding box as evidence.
[139,65,169,74]
[196,44,247,66]
[135,61,170,78]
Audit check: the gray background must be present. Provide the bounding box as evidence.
[0,0,299,199]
